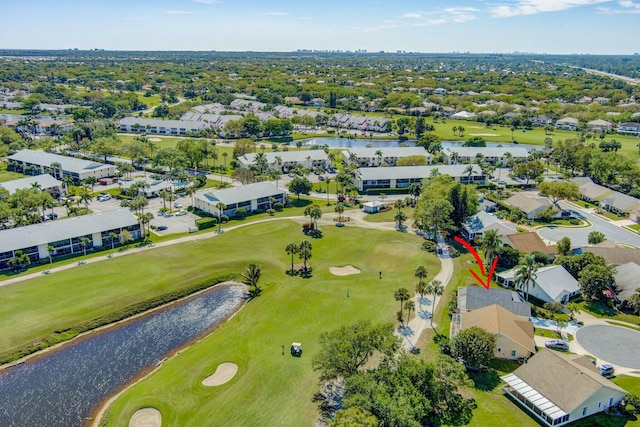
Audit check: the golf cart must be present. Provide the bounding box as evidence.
[290,342,302,357]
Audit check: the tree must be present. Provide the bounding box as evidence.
[78,186,93,210]
[588,231,606,245]
[477,229,502,270]
[311,321,400,381]
[565,302,581,320]
[7,250,31,271]
[288,176,313,199]
[415,116,426,137]
[408,183,422,205]
[334,202,345,220]
[513,161,545,185]
[413,198,454,238]
[109,231,118,254]
[80,237,92,260]
[404,300,415,322]
[416,280,429,308]
[216,202,226,234]
[394,287,411,323]
[304,204,323,231]
[557,236,572,257]
[299,240,312,272]
[394,210,407,229]
[579,264,615,301]
[628,290,640,315]
[537,181,579,207]
[329,407,378,427]
[427,280,444,328]
[452,326,496,369]
[47,245,55,265]
[242,263,262,295]
[119,229,133,247]
[286,243,299,274]
[232,168,256,185]
[514,254,540,302]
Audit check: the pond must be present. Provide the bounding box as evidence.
[292,137,539,151]
[0,283,245,427]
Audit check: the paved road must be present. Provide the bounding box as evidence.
[538,201,640,247]
[576,325,640,370]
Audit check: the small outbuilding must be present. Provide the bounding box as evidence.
[363,201,385,214]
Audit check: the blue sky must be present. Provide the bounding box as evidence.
[2,0,640,54]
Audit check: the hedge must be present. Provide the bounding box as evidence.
[195,217,218,230]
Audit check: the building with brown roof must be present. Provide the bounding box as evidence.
[451,304,535,361]
[504,193,555,220]
[503,232,556,255]
[501,348,627,426]
[580,246,640,265]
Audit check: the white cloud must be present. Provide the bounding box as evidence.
[164,10,194,14]
[262,12,291,16]
[367,7,477,31]
[619,0,640,11]
[189,0,221,4]
[489,0,612,18]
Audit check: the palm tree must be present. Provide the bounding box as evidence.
[47,245,55,265]
[304,204,323,231]
[49,162,62,179]
[109,231,118,254]
[325,177,332,205]
[427,280,444,328]
[254,152,268,174]
[452,125,458,136]
[375,149,383,166]
[286,243,299,274]
[298,240,312,272]
[464,165,475,183]
[242,263,263,295]
[80,237,92,260]
[405,300,415,323]
[416,281,429,307]
[477,229,502,270]
[408,183,422,206]
[222,152,228,169]
[565,302,581,321]
[394,287,411,323]
[215,202,226,233]
[78,186,93,210]
[394,210,407,229]
[514,254,540,302]
[84,176,98,193]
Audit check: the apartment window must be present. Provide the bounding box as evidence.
[497,347,502,353]
[598,401,601,408]
[582,407,587,416]
[511,349,517,357]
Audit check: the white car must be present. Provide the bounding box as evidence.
[176,210,188,216]
[97,194,112,201]
[174,202,183,209]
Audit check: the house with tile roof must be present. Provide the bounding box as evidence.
[504,193,555,220]
[501,348,627,426]
[503,232,556,255]
[451,304,535,361]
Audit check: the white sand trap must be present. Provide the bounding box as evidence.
[330,265,361,276]
[202,362,238,386]
[148,137,162,142]
[469,133,500,137]
[129,407,161,427]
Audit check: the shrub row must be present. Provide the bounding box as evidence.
[195,217,219,230]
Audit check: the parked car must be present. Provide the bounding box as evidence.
[598,364,615,377]
[97,194,112,201]
[174,202,183,209]
[176,210,187,216]
[47,213,58,220]
[318,175,325,181]
[544,340,569,351]
[157,225,168,231]
[290,342,302,357]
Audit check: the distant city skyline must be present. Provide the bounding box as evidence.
[2,0,639,54]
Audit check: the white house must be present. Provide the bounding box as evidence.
[504,193,555,220]
[450,110,476,120]
[341,147,431,167]
[118,117,208,135]
[8,150,115,183]
[0,209,141,269]
[119,177,173,198]
[0,174,63,196]
[362,201,385,213]
[355,164,484,192]
[461,211,516,241]
[5,118,73,135]
[618,122,640,135]
[496,264,580,304]
[587,119,613,132]
[442,147,529,166]
[502,348,627,426]
[236,150,328,172]
[194,182,286,217]
[556,117,579,131]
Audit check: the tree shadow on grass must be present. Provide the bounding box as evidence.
[291,199,313,208]
[468,368,501,391]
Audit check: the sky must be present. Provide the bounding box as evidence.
[2,0,640,54]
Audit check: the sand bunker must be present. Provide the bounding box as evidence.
[469,133,500,137]
[148,137,162,142]
[330,265,361,276]
[129,408,161,427]
[202,362,238,386]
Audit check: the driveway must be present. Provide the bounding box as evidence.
[538,201,640,247]
[575,324,640,370]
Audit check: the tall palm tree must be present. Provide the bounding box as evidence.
[416,281,429,307]
[514,254,540,302]
[84,176,98,193]
[414,265,428,305]
[325,177,332,205]
[242,263,262,295]
[408,183,422,206]
[286,243,299,273]
[109,231,118,254]
[375,149,383,166]
[78,186,93,210]
[427,280,444,328]
[405,300,415,323]
[394,287,411,323]
[464,165,475,183]
[47,245,55,265]
[216,202,226,233]
[477,229,502,270]
[298,240,312,272]
[80,237,92,260]
[304,204,323,231]
[394,210,407,228]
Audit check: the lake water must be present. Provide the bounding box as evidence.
[0,284,245,427]
[293,137,538,151]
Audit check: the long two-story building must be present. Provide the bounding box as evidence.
[355,164,484,192]
[194,182,286,217]
[8,150,115,183]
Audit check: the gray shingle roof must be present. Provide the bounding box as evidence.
[238,150,327,165]
[462,211,516,234]
[0,174,62,194]
[342,147,429,158]
[458,285,531,317]
[118,117,208,130]
[442,147,529,158]
[8,150,113,175]
[195,182,285,206]
[613,262,640,301]
[0,209,138,253]
[358,164,482,181]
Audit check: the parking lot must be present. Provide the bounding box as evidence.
[90,193,198,235]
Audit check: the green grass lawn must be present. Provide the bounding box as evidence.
[95,221,438,426]
[135,92,162,108]
[0,161,25,183]
[578,300,640,325]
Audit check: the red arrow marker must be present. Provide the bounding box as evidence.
[453,236,497,290]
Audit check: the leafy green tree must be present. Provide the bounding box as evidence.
[394,210,407,228]
[452,326,496,369]
[513,161,545,185]
[312,321,400,381]
[288,176,313,199]
[414,198,454,238]
[565,302,581,320]
[579,264,615,301]
[557,236,572,257]
[537,181,579,207]
[554,252,607,279]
